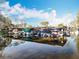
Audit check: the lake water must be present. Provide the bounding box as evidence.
[0,36,79,59]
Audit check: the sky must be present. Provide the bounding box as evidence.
[0,0,79,26]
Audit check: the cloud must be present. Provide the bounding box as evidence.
[0,3,54,22]
[0,1,75,25]
[0,1,10,9]
[0,0,6,3]
[8,3,56,20]
[49,13,75,26]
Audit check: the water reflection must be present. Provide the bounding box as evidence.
[0,36,79,59]
[76,36,79,52]
[8,40,25,47]
[3,38,77,59]
[8,37,67,47]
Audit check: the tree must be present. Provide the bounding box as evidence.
[69,11,79,30]
[76,11,79,27]
[0,14,12,37]
[26,24,32,28]
[40,21,49,27]
[58,23,64,28]
[0,14,12,29]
